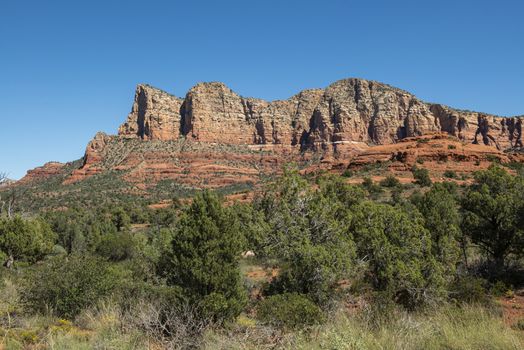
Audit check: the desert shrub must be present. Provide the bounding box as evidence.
[390,185,405,204]
[351,202,446,308]
[0,216,56,264]
[411,183,461,275]
[449,276,489,304]
[158,190,247,324]
[490,280,513,297]
[513,319,524,331]
[448,144,457,149]
[96,231,136,261]
[229,203,269,254]
[362,177,383,195]
[266,241,353,306]
[257,293,325,329]
[342,169,353,178]
[43,207,118,254]
[259,173,357,306]
[411,166,432,186]
[443,170,457,178]
[21,255,117,318]
[506,161,524,176]
[110,207,131,231]
[486,154,501,163]
[126,300,209,349]
[379,175,400,188]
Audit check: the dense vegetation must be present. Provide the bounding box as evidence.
[0,165,523,349]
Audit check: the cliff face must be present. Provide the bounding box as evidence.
[20,78,522,189]
[118,84,184,141]
[116,78,523,151]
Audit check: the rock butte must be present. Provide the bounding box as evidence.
[21,78,523,187]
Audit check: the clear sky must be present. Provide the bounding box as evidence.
[1,0,523,179]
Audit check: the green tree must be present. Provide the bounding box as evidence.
[21,255,116,318]
[0,216,56,264]
[44,208,117,254]
[111,207,131,231]
[411,166,432,187]
[461,166,524,269]
[351,202,445,308]
[158,190,247,323]
[229,203,269,254]
[412,183,461,273]
[380,175,401,188]
[261,173,358,306]
[96,231,136,261]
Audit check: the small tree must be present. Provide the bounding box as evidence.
[412,183,461,273]
[351,202,446,308]
[380,175,401,188]
[461,166,524,269]
[158,190,247,323]
[259,173,358,306]
[411,166,432,187]
[0,216,56,264]
[22,254,116,318]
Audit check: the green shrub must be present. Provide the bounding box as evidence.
[257,293,325,329]
[342,169,353,178]
[486,154,501,163]
[449,276,489,304]
[0,216,56,263]
[259,173,357,306]
[448,144,457,150]
[443,170,457,179]
[362,177,383,195]
[513,318,524,331]
[411,166,432,186]
[351,202,446,309]
[379,175,400,188]
[96,231,136,261]
[411,183,461,275]
[490,281,512,297]
[21,255,116,318]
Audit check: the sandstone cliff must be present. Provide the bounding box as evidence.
[116,78,523,152]
[20,78,523,189]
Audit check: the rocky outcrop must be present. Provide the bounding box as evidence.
[63,132,111,184]
[19,162,66,184]
[117,78,522,153]
[20,78,522,188]
[119,84,184,141]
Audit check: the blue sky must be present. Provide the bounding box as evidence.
[1,0,523,179]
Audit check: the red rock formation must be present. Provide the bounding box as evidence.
[116,79,523,152]
[19,162,65,184]
[21,78,523,188]
[118,84,184,141]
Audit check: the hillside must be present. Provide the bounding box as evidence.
[10,78,523,211]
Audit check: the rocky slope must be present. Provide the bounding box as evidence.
[21,78,523,190]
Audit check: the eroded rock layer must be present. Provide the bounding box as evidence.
[117,78,523,152]
[21,78,523,188]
